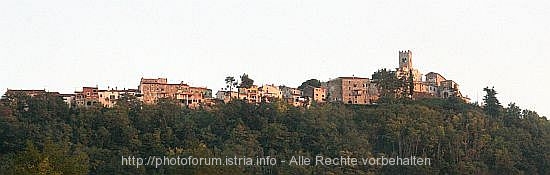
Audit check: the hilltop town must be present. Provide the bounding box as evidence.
[2,50,469,108]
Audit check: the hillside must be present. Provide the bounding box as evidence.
[0,90,549,174]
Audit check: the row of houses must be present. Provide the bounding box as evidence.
[2,78,213,108]
[215,84,330,107]
[215,76,381,106]
[214,50,468,106]
[2,50,469,108]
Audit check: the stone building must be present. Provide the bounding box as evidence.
[327,77,372,104]
[302,85,327,103]
[97,88,141,108]
[258,84,283,102]
[75,87,100,107]
[426,72,447,86]
[394,51,469,102]
[187,87,212,108]
[215,90,239,103]
[238,85,259,103]
[280,86,305,106]
[422,72,465,99]
[216,84,277,104]
[139,78,211,107]
[396,50,423,82]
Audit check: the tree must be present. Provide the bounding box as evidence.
[408,69,414,98]
[297,79,322,90]
[4,140,89,175]
[239,73,254,88]
[371,69,406,100]
[483,87,502,118]
[2,87,550,174]
[225,76,238,92]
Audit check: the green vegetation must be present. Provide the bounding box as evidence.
[239,73,254,88]
[371,69,407,99]
[0,89,549,174]
[297,79,322,90]
[224,76,238,91]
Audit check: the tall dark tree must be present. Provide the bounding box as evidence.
[2,86,550,174]
[371,69,406,99]
[297,79,322,90]
[239,73,254,88]
[408,69,414,98]
[225,76,238,91]
[483,87,502,118]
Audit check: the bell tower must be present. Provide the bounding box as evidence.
[399,50,413,69]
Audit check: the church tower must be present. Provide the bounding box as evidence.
[397,50,422,82]
[399,50,413,69]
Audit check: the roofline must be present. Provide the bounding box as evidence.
[336,77,369,80]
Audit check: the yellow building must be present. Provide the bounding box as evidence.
[238,85,259,103]
[302,85,327,103]
[98,88,141,108]
[280,86,305,107]
[259,84,283,102]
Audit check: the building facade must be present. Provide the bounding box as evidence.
[238,85,259,103]
[75,87,100,107]
[302,85,327,103]
[97,88,142,108]
[139,78,212,107]
[258,84,283,102]
[280,86,305,106]
[327,77,372,104]
[394,51,469,102]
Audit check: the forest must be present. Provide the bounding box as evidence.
[0,87,549,174]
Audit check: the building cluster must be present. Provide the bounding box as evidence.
[215,50,468,106]
[215,84,328,106]
[396,50,468,100]
[2,78,213,108]
[2,50,469,108]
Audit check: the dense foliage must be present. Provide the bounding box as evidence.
[371,69,407,99]
[297,79,322,90]
[239,73,254,88]
[0,91,549,174]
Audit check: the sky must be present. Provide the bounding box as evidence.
[1,0,549,117]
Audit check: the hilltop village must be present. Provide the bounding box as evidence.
[2,50,469,108]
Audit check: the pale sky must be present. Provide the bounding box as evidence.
[1,0,549,117]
